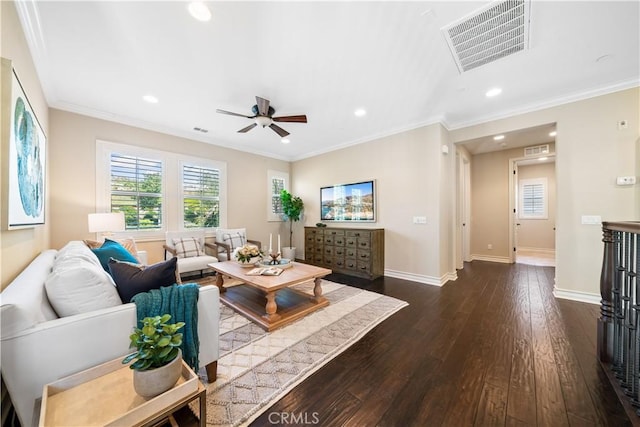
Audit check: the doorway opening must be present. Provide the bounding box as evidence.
[509,155,556,267]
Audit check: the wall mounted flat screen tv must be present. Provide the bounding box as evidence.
[321,180,375,222]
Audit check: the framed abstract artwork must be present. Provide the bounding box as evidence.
[7,64,46,228]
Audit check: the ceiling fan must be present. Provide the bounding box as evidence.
[216,96,307,138]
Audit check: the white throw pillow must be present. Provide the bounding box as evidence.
[44,262,122,317]
[172,237,203,258]
[222,232,246,251]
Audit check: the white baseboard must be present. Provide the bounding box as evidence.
[384,269,457,286]
[553,287,600,305]
[517,247,556,254]
[471,254,512,264]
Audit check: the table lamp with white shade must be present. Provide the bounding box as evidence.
[88,212,125,239]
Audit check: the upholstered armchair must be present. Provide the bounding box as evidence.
[163,231,218,277]
[214,228,262,261]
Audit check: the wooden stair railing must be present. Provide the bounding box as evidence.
[599,221,640,416]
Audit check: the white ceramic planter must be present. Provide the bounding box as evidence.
[281,247,296,261]
[133,349,182,398]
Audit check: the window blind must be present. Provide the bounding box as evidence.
[271,177,285,216]
[183,164,220,228]
[110,153,163,230]
[522,183,544,216]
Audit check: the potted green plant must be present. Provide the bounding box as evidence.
[122,314,185,398]
[280,189,304,260]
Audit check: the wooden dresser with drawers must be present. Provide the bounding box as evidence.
[304,226,384,279]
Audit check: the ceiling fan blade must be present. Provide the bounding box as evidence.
[272,115,308,123]
[238,123,257,133]
[216,109,253,119]
[269,123,290,138]
[256,96,270,116]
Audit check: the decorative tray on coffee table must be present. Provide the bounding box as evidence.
[257,260,294,270]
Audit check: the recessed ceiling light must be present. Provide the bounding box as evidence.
[549,131,557,137]
[143,95,159,104]
[281,138,290,144]
[354,108,367,117]
[188,2,212,22]
[485,87,502,98]
[493,135,505,141]
[538,157,548,161]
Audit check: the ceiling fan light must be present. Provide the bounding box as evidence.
[255,116,272,127]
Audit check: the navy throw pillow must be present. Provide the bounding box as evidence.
[91,239,139,272]
[108,257,179,303]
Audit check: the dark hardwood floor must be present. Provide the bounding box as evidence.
[181,261,633,426]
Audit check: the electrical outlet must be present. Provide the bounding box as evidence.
[618,120,629,130]
[487,244,493,250]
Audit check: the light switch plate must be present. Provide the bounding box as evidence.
[413,216,427,224]
[616,176,636,186]
[581,215,602,225]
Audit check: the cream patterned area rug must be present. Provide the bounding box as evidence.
[191,279,408,427]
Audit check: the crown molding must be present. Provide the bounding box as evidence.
[50,100,293,162]
[446,78,640,131]
[290,114,446,161]
[14,0,56,105]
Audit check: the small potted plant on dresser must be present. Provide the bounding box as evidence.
[280,189,304,261]
[122,314,185,398]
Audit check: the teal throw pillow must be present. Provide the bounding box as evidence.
[91,239,139,272]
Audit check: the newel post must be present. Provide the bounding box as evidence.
[598,225,615,363]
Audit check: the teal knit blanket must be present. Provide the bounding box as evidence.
[131,284,200,371]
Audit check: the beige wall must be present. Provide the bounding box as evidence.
[1,1,50,289]
[451,88,639,297]
[292,123,456,284]
[49,109,290,264]
[517,161,556,250]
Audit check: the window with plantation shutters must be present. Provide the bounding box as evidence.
[182,164,220,228]
[96,140,228,238]
[519,178,548,219]
[110,153,163,230]
[267,170,289,221]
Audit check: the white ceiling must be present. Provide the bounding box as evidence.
[15,1,640,160]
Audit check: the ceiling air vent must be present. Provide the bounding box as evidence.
[442,0,531,73]
[524,144,549,157]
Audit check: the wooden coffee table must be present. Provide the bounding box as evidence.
[210,261,332,331]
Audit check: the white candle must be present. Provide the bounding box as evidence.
[269,234,273,252]
[278,234,281,253]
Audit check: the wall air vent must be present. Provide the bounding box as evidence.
[524,144,549,157]
[442,0,530,73]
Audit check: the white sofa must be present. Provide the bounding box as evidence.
[0,241,220,427]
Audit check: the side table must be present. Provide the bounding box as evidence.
[39,356,206,427]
